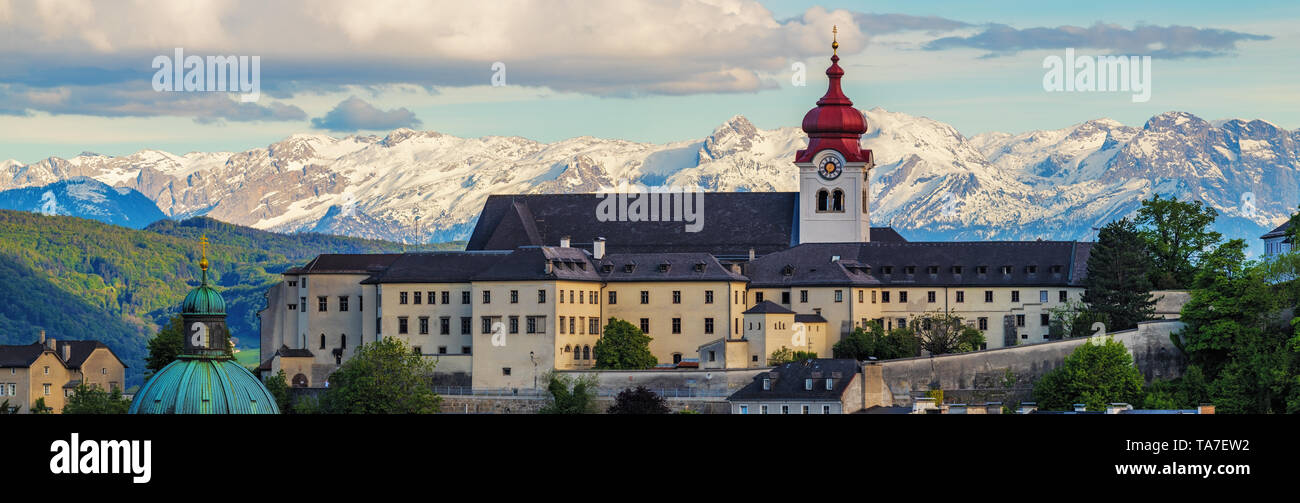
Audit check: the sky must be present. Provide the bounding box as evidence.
[0,0,1296,163]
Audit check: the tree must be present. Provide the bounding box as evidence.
[1082,218,1156,332]
[145,314,185,374]
[1048,300,1110,339]
[263,370,292,413]
[62,383,131,414]
[1032,337,1145,411]
[31,397,52,414]
[1175,239,1276,377]
[909,311,985,355]
[320,337,442,414]
[593,318,657,370]
[539,371,599,414]
[607,386,671,414]
[831,321,920,361]
[768,346,817,366]
[1134,195,1223,289]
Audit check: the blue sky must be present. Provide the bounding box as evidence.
[0,0,1295,162]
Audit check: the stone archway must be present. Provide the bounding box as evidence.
[291,373,309,388]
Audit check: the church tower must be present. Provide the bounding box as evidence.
[796,26,874,244]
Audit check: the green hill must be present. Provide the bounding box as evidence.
[0,210,459,386]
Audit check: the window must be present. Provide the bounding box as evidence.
[672,318,681,334]
[442,291,451,304]
[482,290,491,304]
[301,297,306,310]
[608,291,617,304]
[419,317,429,335]
[589,317,599,334]
[438,346,447,354]
[502,367,511,376]
[510,290,518,304]
[858,290,863,303]
[640,291,649,304]
[672,353,682,364]
[881,291,890,303]
[399,292,408,305]
[816,189,829,212]
[44,383,51,395]
[831,189,844,212]
[760,404,769,414]
[781,405,789,415]
[398,317,409,334]
[984,290,993,302]
[569,317,576,334]
[1016,314,1026,327]
[1059,290,1068,303]
[704,318,714,334]
[460,317,471,334]
[822,405,831,414]
[288,304,297,311]
[559,316,566,334]
[739,405,749,414]
[583,346,591,360]
[800,290,808,303]
[978,317,988,330]
[705,290,714,304]
[44,366,50,375]
[413,291,422,305]
[1041,313,1050,326]
[527,317,539,334]
[509,316,519,334]
[826,378,833,390]
[590,291,597,304]
[898,291,908,303]
[538,289,547,303]
[805,379,813,390]
[709,350,717,362]
[463,346,472,354]
[461,291,470,304]
[927,291,936,303]
[318,296,328,312]
[578,290,584,304]
[569,290,575,303]
[762,378,771,390]
[1011,291,1020,302]
[440,317,450,335]
[339,296,349,311]
[427,291,434,304]
[482,317,493,334]
[359,295,363,311]
[673,290,681,304]
[412,346,422,355]
[1002,265,1013,275]
[1040,290,1049,303]
[640,318,650,333]
[755,292,764,303]
[956,291,965,303]
[801,405,810,415]
[834,290,843,303]
[782,291,791,304]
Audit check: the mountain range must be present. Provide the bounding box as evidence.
[3,109,1295,253]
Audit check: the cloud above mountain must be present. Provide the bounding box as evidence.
[923,22,1272,58]
[310,96,421,132]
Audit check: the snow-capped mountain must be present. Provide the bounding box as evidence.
[0,177,167,228]
[1,109,1295,253]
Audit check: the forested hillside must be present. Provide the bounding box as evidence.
[0,210,458,386]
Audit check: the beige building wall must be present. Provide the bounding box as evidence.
[31,353,72,413]
[0,366,31,413]
[604,280,744,366]
[378,282,474,357]
[74,348,126,392]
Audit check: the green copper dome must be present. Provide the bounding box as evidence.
[128,358,279,414]
[182,281,226,315]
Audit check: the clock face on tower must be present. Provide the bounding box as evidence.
[816,151,844,180]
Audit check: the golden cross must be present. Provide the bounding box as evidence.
[199,234,209,271]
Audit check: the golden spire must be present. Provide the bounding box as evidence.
[832,25,838,55]
[199,234,209,272]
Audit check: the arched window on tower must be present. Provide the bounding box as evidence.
[832,189,845,212]
[817,189,829,212]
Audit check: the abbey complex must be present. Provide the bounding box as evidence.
[257,39,1092,391]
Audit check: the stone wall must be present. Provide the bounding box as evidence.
[556,367,766,394]
[866,319,1187,407]
[286,387,731,414]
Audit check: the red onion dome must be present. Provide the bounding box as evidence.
[795,29,872,164]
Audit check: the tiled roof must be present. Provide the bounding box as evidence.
[288,254,402,274]
[55,340,122,369]
[276,345,314,358]
[596,252,747,282]
[360,251,513,284]
[466,192,908,258]
[0,344,45,367]
[743,300,795,315]
[746,241,1089,287]
[1262,219,1293,240]
[727,359,860,401]
[794,313,827,323]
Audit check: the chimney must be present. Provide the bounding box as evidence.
[593,237,606,260]
[559,236,571,248]
[39,330,45,345]
[62,344,70,361]
[748,248,755,261]
[46,337,56,350]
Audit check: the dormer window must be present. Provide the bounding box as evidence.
[1001,265,1013,275]
[782,265,795,276]
[904,266,916,275]
[952,266,964,274]
[804,379,813,390]
[864,266,872,275]
[927,265,939,275]
[601,264,613,273]
[1050,265,1063,274]
[658,263,670,273]
[977,265,988,275]
[762,378,771,390]
[694,262,705,272]
[1026,265,1038,274]
[825,378,833,390]
[576,262,586,271]
[624,263,636,273]
[882,266,894,275]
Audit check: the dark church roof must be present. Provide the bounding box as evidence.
[745,241,1091,288]
[743,300,795,315]
[728,359,860,401]
[596,253,746,282]
[361,251,513,283]
[287,254,402,274]
[465,192,906,259]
